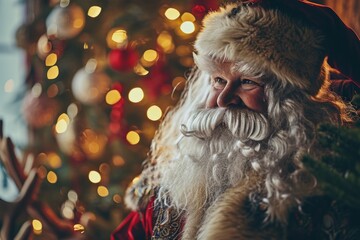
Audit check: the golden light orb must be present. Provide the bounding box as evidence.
[128,87,144,103]
[97,186,109,197]
[181,12,196,22]
[47,171,58,184]
[45,53,57,66]
[47,152,62,168]
[157,31,174,53]
[165,8,180,20]
[106,28,128,49]
[147,105,162,121]
[180,21,195,34]
[32,219,42,234]
[47,65,59,80]
[126,131,140,145]
[143,49,158,62]
[89,170,101,183]
[105,89,121,105]
[88,6,102,18]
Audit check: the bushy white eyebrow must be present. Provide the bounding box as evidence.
[194,53,265,80]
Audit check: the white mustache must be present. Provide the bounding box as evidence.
[181,108,270,141]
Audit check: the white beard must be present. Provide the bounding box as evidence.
[158,108,271,211]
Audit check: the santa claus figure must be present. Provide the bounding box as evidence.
[112,0,360,239]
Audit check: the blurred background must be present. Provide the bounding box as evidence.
[0,0,358,239]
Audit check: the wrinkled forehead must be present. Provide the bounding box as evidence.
[193,53,265,78]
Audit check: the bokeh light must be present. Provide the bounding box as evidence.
[47,65,59,80]
[74,224,85,233]
[128,87,144,103]
[106,28,128,49]
[106,89,121,105]
[97,186,109,197]
[147,105,162,121]
[32,219,42,235]
[157,31,174,53]
[126,131,140,145]
[45,53,57,66]
[143,49,158,62]
[88,6,102,18]
[113,194,122,203]
[67,103,78,118]
[165,8,180,20]
[180,21,195,34]
[47,171,58,183]
[181,12,196,22]
[89,170,101,183]
[47,152,62,168]
[56,113,70,134]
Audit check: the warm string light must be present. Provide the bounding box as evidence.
[47,171,58,183]
[89,170,101,183]
[105,89,121,105]
[45,53,57,66]
[88,6,102,18]
[141,49,158,67]
[106,28,128,49]
[163,7,197,36]
[180,21,195,34]
[47,152,62,168]
[134,64,149,76]
[55,113,70,133]
[126,131,140,145]
[147,105,162,121]
[61,190,78,220]
[97,186,109,197]
[128,87,144,103]
[165,8,180,20]
[157,31,174,53]
[47,65,59,80]
[74,224,85,234]
[32,219,43,235]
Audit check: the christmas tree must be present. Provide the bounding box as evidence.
[1,0,220,239]
[303,95,360,210]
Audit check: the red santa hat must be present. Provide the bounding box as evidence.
[194,0,360,95]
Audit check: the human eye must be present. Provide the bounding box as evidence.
[240,79,263,90]
[212,77,227,89]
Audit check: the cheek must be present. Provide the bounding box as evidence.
[205,90,219,108]
[241,90,267,112]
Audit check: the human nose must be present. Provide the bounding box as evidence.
[217,85,242,108]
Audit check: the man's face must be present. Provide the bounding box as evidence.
[205,62,267,113]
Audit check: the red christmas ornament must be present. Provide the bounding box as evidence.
[192,0,219,19]
[141,60,172,100]
[108,47,139,72]
[108,83,126,141]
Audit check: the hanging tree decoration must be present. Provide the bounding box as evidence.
[108,45,139,72]
[107,83,126,141]
[192,0,219,19]
[141,52,172,100]
[46,3,85,40]
[21,85,60,129]
[71,59,111,105]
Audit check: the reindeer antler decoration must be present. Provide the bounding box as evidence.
[0,120,78,239]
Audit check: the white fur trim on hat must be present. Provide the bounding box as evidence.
[194,3,327,95]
